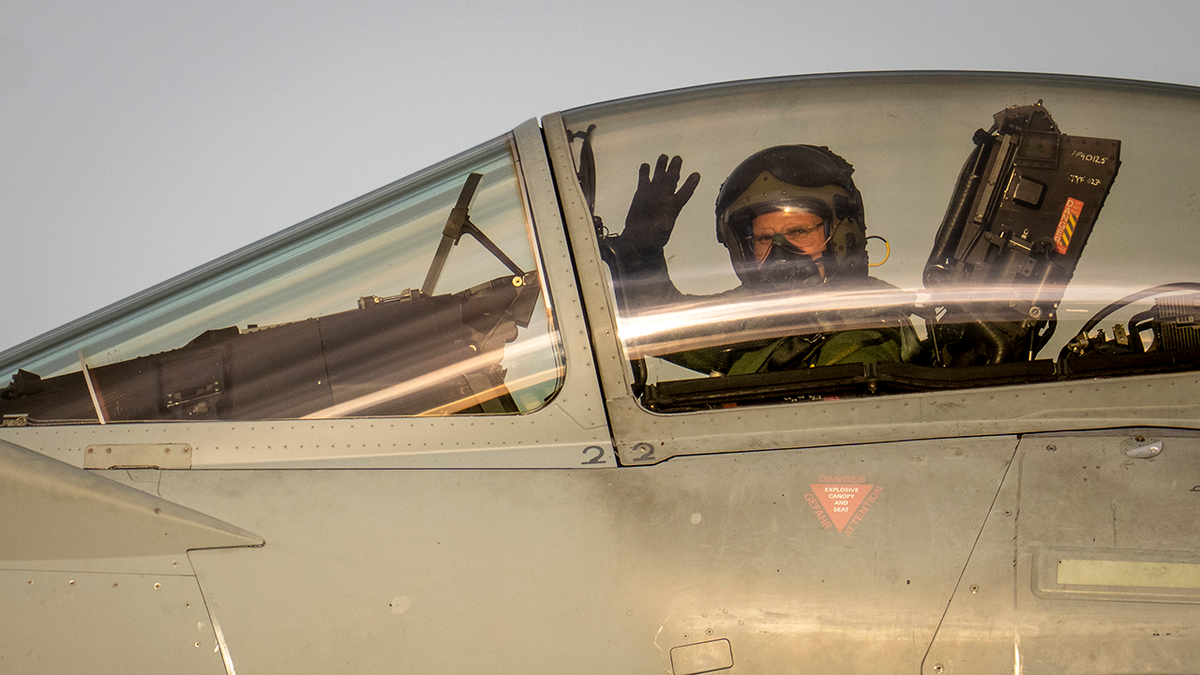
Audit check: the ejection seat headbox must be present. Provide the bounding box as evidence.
[923,102,1121,366]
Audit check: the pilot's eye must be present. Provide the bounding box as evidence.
[784,224,823,238]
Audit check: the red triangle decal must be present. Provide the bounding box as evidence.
[810,484,874,532]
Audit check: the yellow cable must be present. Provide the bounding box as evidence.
[867,235,890,267]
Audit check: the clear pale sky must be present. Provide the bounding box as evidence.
[2,0,1198,353]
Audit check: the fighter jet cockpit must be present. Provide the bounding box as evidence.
[6,73,1200,674]
[4,74,1200,429]
[0,138,564,423]
[563,76,1200,412]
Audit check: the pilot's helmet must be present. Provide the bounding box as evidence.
[715,145,867,291]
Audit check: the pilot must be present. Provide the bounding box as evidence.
[609,145,918,375]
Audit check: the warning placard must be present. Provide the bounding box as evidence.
[1054,197,1084,255]
[807,482,884,536]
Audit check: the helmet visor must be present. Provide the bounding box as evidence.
[726,197,833,259]
[748,204,832,262]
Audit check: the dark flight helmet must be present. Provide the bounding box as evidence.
[715,145,868,291]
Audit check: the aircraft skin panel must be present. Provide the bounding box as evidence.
[927,432,1200,674]
[0,442,254,674]
[0,570,228,675]
[0,438,262,564]
[604,371,1200,465]
[923,442,1023,675]
[165,436,1014,673]
[0,407,615,470]
[2,372,1197,470]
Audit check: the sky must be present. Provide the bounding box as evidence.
[2,0,1198,354]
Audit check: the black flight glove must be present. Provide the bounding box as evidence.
[614,154,700,271]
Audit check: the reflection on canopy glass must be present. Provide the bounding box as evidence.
[564,74,1200,411]
[0,137,564,422]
